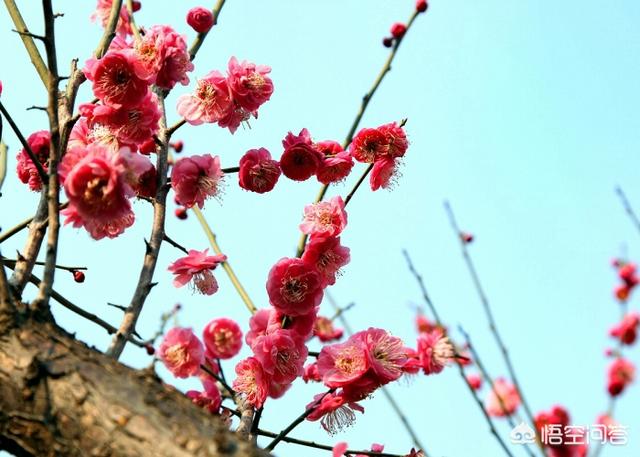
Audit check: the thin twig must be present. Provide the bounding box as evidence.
[615,186,640,235]
[0,100,48,185]
[3,0,48,86]
[3,260,145,347]
[163,234,189,254]
[125,0,142,43]
[192,207,257,314]
[166,118,186,137]
[296,8,421,255]
[458,326,533,444]
[256,429,407,457]
[0,202,68,244]
[94,0,123,58]
[401,252,532,457]
[1,258,86,273]
[264,389,334,452]
[188,0,227,60]
[443,200,541,451]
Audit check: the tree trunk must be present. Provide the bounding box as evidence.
[0,317,269,457]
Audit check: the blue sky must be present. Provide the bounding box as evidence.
[1,1,639,456]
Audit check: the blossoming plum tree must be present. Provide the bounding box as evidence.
[0,1,636,457]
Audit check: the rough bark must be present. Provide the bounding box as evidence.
[0,318,269,457]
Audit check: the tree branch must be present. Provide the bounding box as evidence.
[443,200,540,447]
[263,389,334,452]
[3,0,48,86]
[192,207,257,315]
[0,318,269,457]
[401,251,530,457]
[188,0,227,60]
[256,429,407,457]
[94,0,123,58]
[107,91,170,359]
[33,0,62,313]
[0,100,49,185]
[296,7,422,254]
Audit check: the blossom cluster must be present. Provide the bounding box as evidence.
[611,259,639,302]
[231,196,351,409]
[534,405,588,457]
[157,318,244,413]
[177,57,273,133]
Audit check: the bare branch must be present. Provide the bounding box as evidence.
[94,0,123,58]
[296,7,423,255]
[256,429,408,457]
[443,201,540,444]
[107,91,170,359]
[263,389,335,452]
[615,186,640,236]
[32,0,62,313]
[3,0,48,86]
[0,100,49,185]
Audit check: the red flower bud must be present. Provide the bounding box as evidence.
[187,7,215,34]
[145,344,155,355]
[170,140,184,153]
[390,22,407,39]
[382,37,393,48]
[175,207,188,220]
[416,0,428,13]
[132,1,141,12]
[72,270,85,283]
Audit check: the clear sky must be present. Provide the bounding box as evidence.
[1,1,639,456]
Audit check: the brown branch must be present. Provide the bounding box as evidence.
[3,260,145,348]
[0,201,68,244]
[256,429,407,457]
[8,193,49,295]
[0,100,49,185]
[615,186,640,236]
[33,0,62,313]
[107,91,170,359]
[0,318,269,457]
[163,234,189,254]
[457,326,529,436]
[0,142,7,193]
[401,251,531,457]
[443,200,540,446]
[166,118,187,137]
[0,247,17,334]
[296,7,422,255]
[1,258,87,273]
[263,389,334,451]
[3,0,48,86]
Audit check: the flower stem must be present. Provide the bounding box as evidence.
[192,207,257,314]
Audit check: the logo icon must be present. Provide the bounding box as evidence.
[510,422,536,444]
